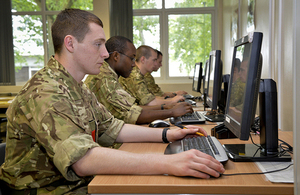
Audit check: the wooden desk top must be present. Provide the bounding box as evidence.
[0,96,14,109]
[88,123,293,195]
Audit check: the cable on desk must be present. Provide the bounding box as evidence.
[248,134,293,158]
[222,163,293,176]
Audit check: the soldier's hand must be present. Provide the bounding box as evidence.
[170,95,185,103]
[164,149,225,178]
[175,90,188,95]
[171,102,193,117]
[164,102,177,109]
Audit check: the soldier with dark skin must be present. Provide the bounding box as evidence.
[85,36,193,124]
[0,9,224,195]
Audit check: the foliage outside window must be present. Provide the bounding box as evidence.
[133,0,215,79]
[11,0,93,86]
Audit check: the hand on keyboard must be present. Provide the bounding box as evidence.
[171,102,194,117]
[167,125,208,142]
[165,149,225,178]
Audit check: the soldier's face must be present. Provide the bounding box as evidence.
[153,54,162,71]
[73,23,109,76]
[145,49,158,73]
[117,42,136,78]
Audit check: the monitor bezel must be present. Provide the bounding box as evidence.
[192,62,203,93]
[224,32,263,140]
[205,50,223,110]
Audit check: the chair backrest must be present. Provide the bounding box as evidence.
[0,142,6,166]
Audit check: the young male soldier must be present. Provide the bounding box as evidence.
[85,36,193,124]
[119,45,185,106]
[0,9,224,194]
[144,50,188,98]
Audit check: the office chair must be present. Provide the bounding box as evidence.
[0,142,6,195]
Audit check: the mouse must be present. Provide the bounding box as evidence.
[149,120,170,128]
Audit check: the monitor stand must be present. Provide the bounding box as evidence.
[223,144,292,162]
[223,79,292,162]
[204,110,224,122]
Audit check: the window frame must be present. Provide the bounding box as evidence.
[11,3,61,78]
[133,0,219,84]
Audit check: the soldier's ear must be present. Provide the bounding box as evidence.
[140,56,145,63]
[64,35,75,53]
[111,51,119,62]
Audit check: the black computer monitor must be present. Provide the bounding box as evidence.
[218,74,230,114]
[203,50,224,122]
[205,50,222,110]
[202,60,209,107]
[222,32,291,162]
[192,62,203,93]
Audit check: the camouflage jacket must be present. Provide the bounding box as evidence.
[0,56,124,194]
[85,62,142,124]
[144,72,164,96]
[119,66,155,105]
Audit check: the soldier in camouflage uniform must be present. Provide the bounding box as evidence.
[144,50,188,98]
[119,45,185,106]
[144,72,165,96]
[85,36,193,124]
[0,9,225,194]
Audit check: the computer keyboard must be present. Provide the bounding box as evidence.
[185,99,196,106]
[164,135,228,163]
[169,111,206,125]
[183,94,194,99]
[203,114,225,122]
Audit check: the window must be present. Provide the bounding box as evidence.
[11,0,93,86]
[133,0,217,83]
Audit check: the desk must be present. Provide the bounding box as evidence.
[0,96,14,109]
[88,125,293,195]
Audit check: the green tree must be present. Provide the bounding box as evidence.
[133,0,214,75]
[133,0,159,47]
[11,0,92,71]
[169,13,212,74]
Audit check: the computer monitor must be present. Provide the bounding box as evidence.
[205,50,222,110]
[218,74,230,114]
[203,50,224,122]
[202,60,209,107]
[192,62,203,93]
[222,32,291,162]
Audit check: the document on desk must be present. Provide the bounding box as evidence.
[255,161,294,183]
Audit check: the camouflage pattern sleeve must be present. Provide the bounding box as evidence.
[85,62,142,124]
[144,72,164,96]
[119,66,155,105]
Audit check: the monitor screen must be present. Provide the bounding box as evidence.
[192,62,203,93]
[205,50,222,110]
[224,32,263,141]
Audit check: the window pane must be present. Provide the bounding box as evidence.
[168,14,211,77]
[133,15,160,49]
[11,0,41,12]
[12,15,44,86]
[133,0,162,9]
[165,0,214,8]
[46,0,93,11]
[133,15,160,76]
